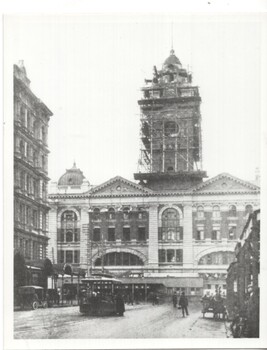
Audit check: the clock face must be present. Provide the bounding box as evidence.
[164,121,179,137]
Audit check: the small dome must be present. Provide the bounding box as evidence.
[58,162,85,186]
[163,49,181,67]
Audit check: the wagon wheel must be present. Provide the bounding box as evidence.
[42,301,48,309]
[32,301,38,310]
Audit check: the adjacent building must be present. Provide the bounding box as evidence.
[48,50,260,298]
[14,61,53,261]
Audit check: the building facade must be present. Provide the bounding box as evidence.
[48,50,260,297]
[14,61,53,261]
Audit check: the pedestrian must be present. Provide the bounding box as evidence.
[172,292,177,308]
[115,293,125,316]
[179,292,189,317]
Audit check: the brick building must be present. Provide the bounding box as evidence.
[14,61,53,261]
[48,50,260,297]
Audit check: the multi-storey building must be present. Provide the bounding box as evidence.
[14,61,53,261]
[48,50,260,298]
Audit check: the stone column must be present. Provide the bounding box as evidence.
[183,203,193,268]
[80,207,90,271]
[148,205,159,267]
[48,207,57,263]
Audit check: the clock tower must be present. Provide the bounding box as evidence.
[134,49,207,190]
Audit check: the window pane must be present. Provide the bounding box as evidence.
[158,249,165,262]
[115,252,122,265]
[74,251,80,263]
[138,227,146,241]
[167,249,175,262]
[123,252,129,265]
[66,251,73,263]
[176,249,183,263]
[93,228,100,241]
[66,231,73,242]
[123,227,130,241]
[108,227,115,241]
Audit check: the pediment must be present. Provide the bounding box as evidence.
[193,173,260,193]
[89,176,153,196]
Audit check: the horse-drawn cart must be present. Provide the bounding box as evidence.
[201,297,227,320]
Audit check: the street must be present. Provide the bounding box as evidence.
[14,302,230,339]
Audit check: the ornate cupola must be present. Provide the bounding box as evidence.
[134,49,207,191]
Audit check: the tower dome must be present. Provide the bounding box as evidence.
[163,49,181,69]
[58,162,85,186]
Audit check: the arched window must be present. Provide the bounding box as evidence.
[245,204,253,216]
[61,210,78,222]
[161,208,181,241]
[197,206,204,219]
[198,251,235,265]
[93,208,100,220]
[229,205,237,217]
[94,252,144,266]
[212,205,220,218]
[66,231,73,242]
[108,207,115,220]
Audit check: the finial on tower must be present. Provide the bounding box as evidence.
[72,160,77,169]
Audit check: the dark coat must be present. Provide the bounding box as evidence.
[179,295,188,307]
[115,294,125,314]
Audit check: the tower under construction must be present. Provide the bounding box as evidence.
[134,49,207,190]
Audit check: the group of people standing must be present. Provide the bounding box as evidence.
[172,291,189,317]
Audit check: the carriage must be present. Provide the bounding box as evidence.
[201,297,227,320]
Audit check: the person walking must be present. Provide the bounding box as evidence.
[179,292,189,317]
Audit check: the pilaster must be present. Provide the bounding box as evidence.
[48,207,57,263]
[148,205,158,267]
[183,203,193,268]
[80,207,90,270]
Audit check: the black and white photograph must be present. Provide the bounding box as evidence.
[3,6,267,350]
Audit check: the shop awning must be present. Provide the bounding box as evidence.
[121,277,203,288]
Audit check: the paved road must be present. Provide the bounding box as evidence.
[14,303,229,339]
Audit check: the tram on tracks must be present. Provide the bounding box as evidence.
[226,209,260,337]
[78,273,125,316]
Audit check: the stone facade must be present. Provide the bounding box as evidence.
[14,61,53,260]
[47,50,260,295]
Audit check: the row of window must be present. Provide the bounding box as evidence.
[196,227,237,241]
[58,229,80,243]
[15,103,47,143]
[17,138,47,170]
[15,169,46,200]
[15,201,46,230]
[94,252,144,266]
[92,227,146,242]
[158,249,183,263]
[198,252,235,265]
[58,250,80,264]
[91,207,146,221]
[196,204,253,218]
[15,237,45,260]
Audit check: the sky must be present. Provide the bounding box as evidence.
[5,13,263,185]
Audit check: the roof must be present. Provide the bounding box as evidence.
[163,49,181,67]
[58,162,86,186]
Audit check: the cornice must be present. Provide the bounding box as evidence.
[48,188,260,200]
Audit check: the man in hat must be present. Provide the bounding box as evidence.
[179,292,189,317]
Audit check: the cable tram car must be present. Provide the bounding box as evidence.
[79,273,125,316]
